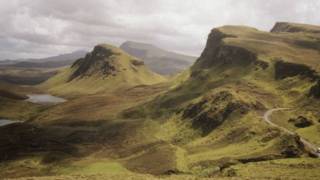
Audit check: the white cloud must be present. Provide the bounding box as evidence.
[0,0,319,59]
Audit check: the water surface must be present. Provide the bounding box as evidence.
[0,119,20,127]
[26,94,66,104]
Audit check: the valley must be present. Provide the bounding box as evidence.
[0,22,320,180]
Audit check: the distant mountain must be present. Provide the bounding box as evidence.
[0,60,18,66]
[1,50,87,68]
[120,41,196,75]
[42,44,166,95]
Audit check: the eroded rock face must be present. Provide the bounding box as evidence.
[271,22,320,34]
[274,60,318,80]
[194,29,257,69]
[69,45,119,81]
[182,91,250,135]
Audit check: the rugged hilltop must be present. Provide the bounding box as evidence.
[271,22,320,33]
[120,41,196,75]
[195,24,320,71]
[122,22,320,177]
[42,44,166,95]
[146,22,320,110]
[190,23,320,100]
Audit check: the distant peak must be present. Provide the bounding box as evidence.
[69,43,127,81]
[120,41,156,49]
[94,44,120,52]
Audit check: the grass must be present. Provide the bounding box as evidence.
[0,97,43,120]
[56,160,129,175]
[229,158,320,179]
[296,125,320,145]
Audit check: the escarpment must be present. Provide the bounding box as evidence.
[271,22,320,34]
[194,28,257,69]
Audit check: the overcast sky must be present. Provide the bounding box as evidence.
[0,0,319,60]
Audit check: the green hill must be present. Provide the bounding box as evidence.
[41,44,166,96]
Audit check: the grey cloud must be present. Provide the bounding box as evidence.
[0,0,319,59]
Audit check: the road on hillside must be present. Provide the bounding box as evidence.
[263,108,320,158]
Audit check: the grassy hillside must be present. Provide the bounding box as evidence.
[41,44,166,96]
[0,81,44,120]
[121,22,320,178]
[0,23,320,179]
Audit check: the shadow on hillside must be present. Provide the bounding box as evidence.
[0,119,144,163]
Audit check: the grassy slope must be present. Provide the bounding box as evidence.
[120,24,320,178]
[230,158,320,179]
[221,25,320,146]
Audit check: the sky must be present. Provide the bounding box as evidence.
[0,0,319,60]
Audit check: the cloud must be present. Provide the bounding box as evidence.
[0,0,319,59]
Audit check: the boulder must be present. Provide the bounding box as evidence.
[288,116,313,128]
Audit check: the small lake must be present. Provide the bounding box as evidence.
[0,119,20,127]
[26,94,66,105]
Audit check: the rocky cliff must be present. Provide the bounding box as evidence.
[271,22,320,34]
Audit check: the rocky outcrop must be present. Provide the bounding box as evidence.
[194,29,257,69]
[131,59,144,66]
[69,45,119,81]
[274,60,318,80]
[271,22,320,34]
[278,134,305,158]
[182,91,250,135]
[289,116,314,128]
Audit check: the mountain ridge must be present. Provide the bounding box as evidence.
[1,50,87,69]
[120,41,196,75]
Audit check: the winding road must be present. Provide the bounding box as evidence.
[263,108,320,158]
